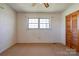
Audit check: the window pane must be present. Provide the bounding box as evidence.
[46,24,49,28]
[29,24,38,28]
[40,24,49,28]
[29,19,38,23]
[40,19,49,23]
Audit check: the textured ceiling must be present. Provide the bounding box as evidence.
[7,3,73,12]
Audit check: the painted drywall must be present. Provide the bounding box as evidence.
[16,12,62,43]
[61,4,79,45]
[0,4,16,53]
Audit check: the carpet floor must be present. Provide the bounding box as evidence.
[0,43,78,56]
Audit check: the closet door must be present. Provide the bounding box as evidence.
[66,15,73,48]
[76,13,79,52]
[72,14,77,48]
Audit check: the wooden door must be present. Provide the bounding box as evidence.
[66,11,79,52]
[72,14,77,48]
[76,12,79,52]
[66,15,73,48]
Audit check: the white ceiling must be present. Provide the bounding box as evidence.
[7,3,73,13]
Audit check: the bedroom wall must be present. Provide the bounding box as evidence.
[0,4,16,53]
[16,12,63,43]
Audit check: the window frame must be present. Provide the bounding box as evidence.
[28,18,51,29]
[28,18,39,29]
[39,18,50,29]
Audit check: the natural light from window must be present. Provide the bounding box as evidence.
[28,18,50,29]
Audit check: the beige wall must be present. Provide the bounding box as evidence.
[61,4,79,45]
[0,4,16,53]
[16,12,63,43]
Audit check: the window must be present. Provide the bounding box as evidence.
[28,19,38,28]
[28,18,50,29]
[40,19,49,28]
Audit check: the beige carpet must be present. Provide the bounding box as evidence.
[0,43,78,56]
